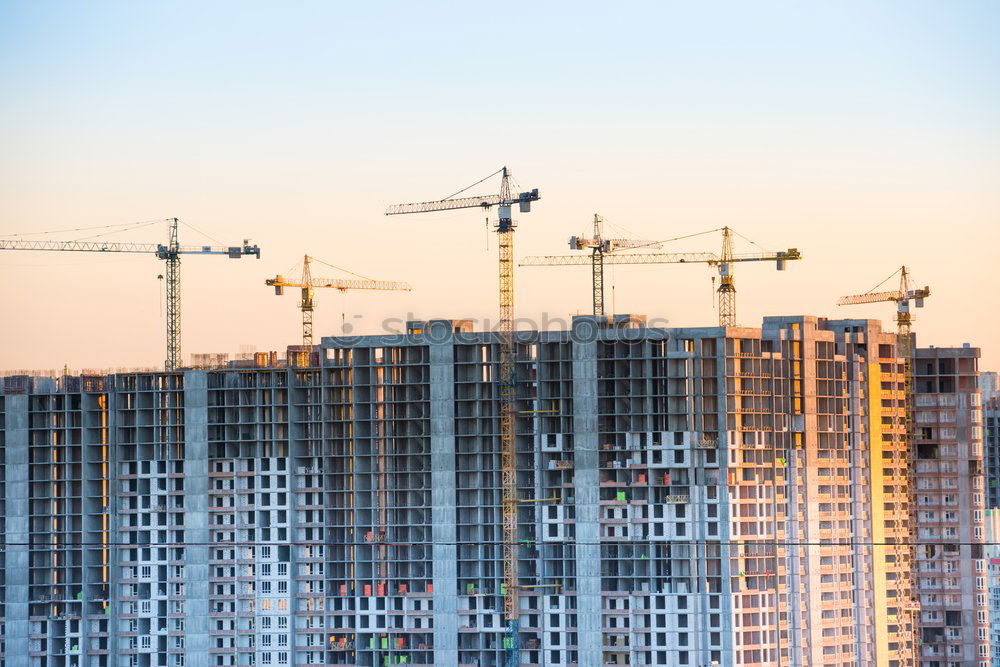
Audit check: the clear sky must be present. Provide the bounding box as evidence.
[1,1,998,371]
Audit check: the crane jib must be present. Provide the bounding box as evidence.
[384,188,539,216]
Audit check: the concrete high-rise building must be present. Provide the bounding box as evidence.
[0,315,918,667]
[979,371,998,506]
[981,369,999,522]
[979,372,998,406]
[982,383,1000,667]
[984,395,1000,509]
[983,513,1000,667]
[913,346,989,666]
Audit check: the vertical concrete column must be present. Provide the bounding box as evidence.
[5,394,30,660]
[799,323,824,667]
[285,368,301,667]
[429,339,458,665]
[106,386,121,665]
[572,338,602,666]
[183,371,210,667]
[80,395,102,653]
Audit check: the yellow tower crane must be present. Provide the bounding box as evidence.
[386,166,539,667]
[837,265,929,341]
[838,265,929,667]
[265,254,411,346]
[522,226,800,325]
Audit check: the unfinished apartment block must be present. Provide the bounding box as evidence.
[913,346,989,666]
[984,513,1000,667]
[984,396,1000,510]
[986,390,1000,667]
[0,314,931,667]
[1,391,7,664]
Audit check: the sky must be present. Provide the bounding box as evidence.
[1,1,998,371]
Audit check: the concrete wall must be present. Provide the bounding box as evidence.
[183,371,210,667]
[4,395,29,662]
[429,339,458,664]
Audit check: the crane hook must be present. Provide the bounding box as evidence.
[157,274,165,317]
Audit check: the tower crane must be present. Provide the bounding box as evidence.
[566,213,660,316]
[838,265,929,423]
[387,166,539,667]
[837,265,929,339]
[265,254,411,346]
[0,217,260,370]
[522,226,800,325]
[837,265,929,666]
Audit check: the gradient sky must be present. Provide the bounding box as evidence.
[1,1,998,371]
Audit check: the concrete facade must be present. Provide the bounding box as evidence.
[914,346,989,666]
[985,395,1000,510]
[981,374,1000,667]
[979,372,998,406]
[0,315,925,667]
[983,513,1000,667]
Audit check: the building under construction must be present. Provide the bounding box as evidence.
[0,314,960,667]
[913,345,988,665]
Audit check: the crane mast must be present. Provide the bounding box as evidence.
[301,254,314,345]
[387,167,539,667]
[165,218,182,371]
[592,228,603,316]
[0,217,260,370]
[717,226,737,325]
[496,172,519,658]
